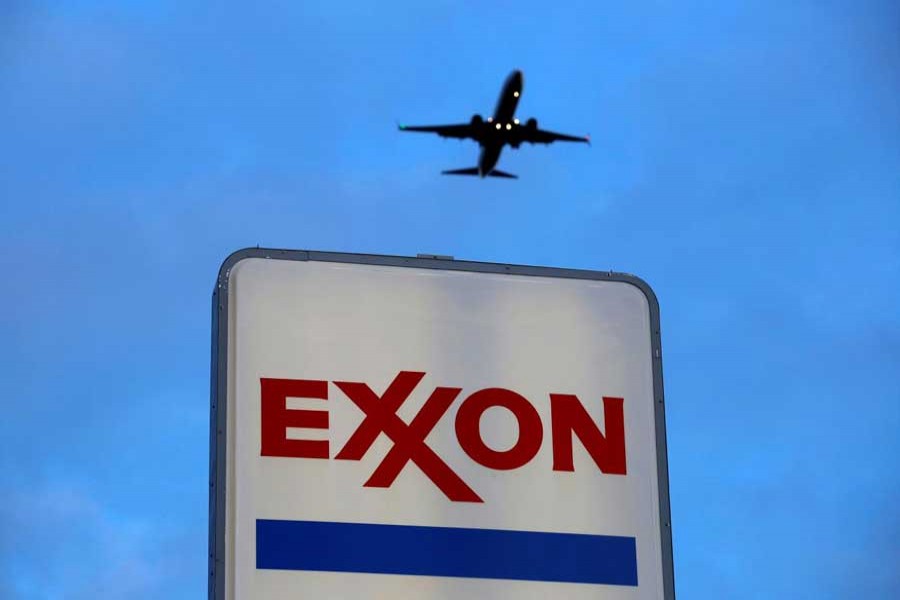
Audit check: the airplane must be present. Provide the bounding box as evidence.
[398,70,589,179]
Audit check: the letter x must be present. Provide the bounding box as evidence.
[334,371,483,503]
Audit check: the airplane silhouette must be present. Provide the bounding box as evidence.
[398,70,589,179]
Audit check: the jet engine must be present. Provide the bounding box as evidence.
[471,114,484,126]
[526,118,538,130]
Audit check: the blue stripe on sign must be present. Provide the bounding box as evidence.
[256,519,637,586]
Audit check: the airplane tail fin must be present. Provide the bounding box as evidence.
[442,167,480,176]
[441,167,518,179]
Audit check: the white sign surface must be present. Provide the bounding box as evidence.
[210,250,673,599]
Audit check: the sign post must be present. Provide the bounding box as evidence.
[210,249,674,599]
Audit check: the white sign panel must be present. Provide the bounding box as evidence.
[210,250,674,599]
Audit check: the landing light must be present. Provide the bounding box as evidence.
[495,123,501,130]
[487,117,493,122]
[506,123,512,130]
[514,118,520,125]
[514,91,519,97]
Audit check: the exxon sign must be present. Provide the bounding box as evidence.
[209,249,674,600]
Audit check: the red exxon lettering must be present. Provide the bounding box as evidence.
[260,378,329,459]
[550,395,627,475]
[455,388,543,470]
[334,372,482,503]
[258,372,629,502]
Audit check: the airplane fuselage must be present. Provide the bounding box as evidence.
[478,70,523,177]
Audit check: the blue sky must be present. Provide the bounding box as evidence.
[1,1,898,598]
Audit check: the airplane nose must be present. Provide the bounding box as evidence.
[512,70,524,95]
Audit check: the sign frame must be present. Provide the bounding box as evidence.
[209,248,675,599]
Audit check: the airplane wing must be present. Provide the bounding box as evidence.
[398,123,474,140]
[523,127,590,145]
